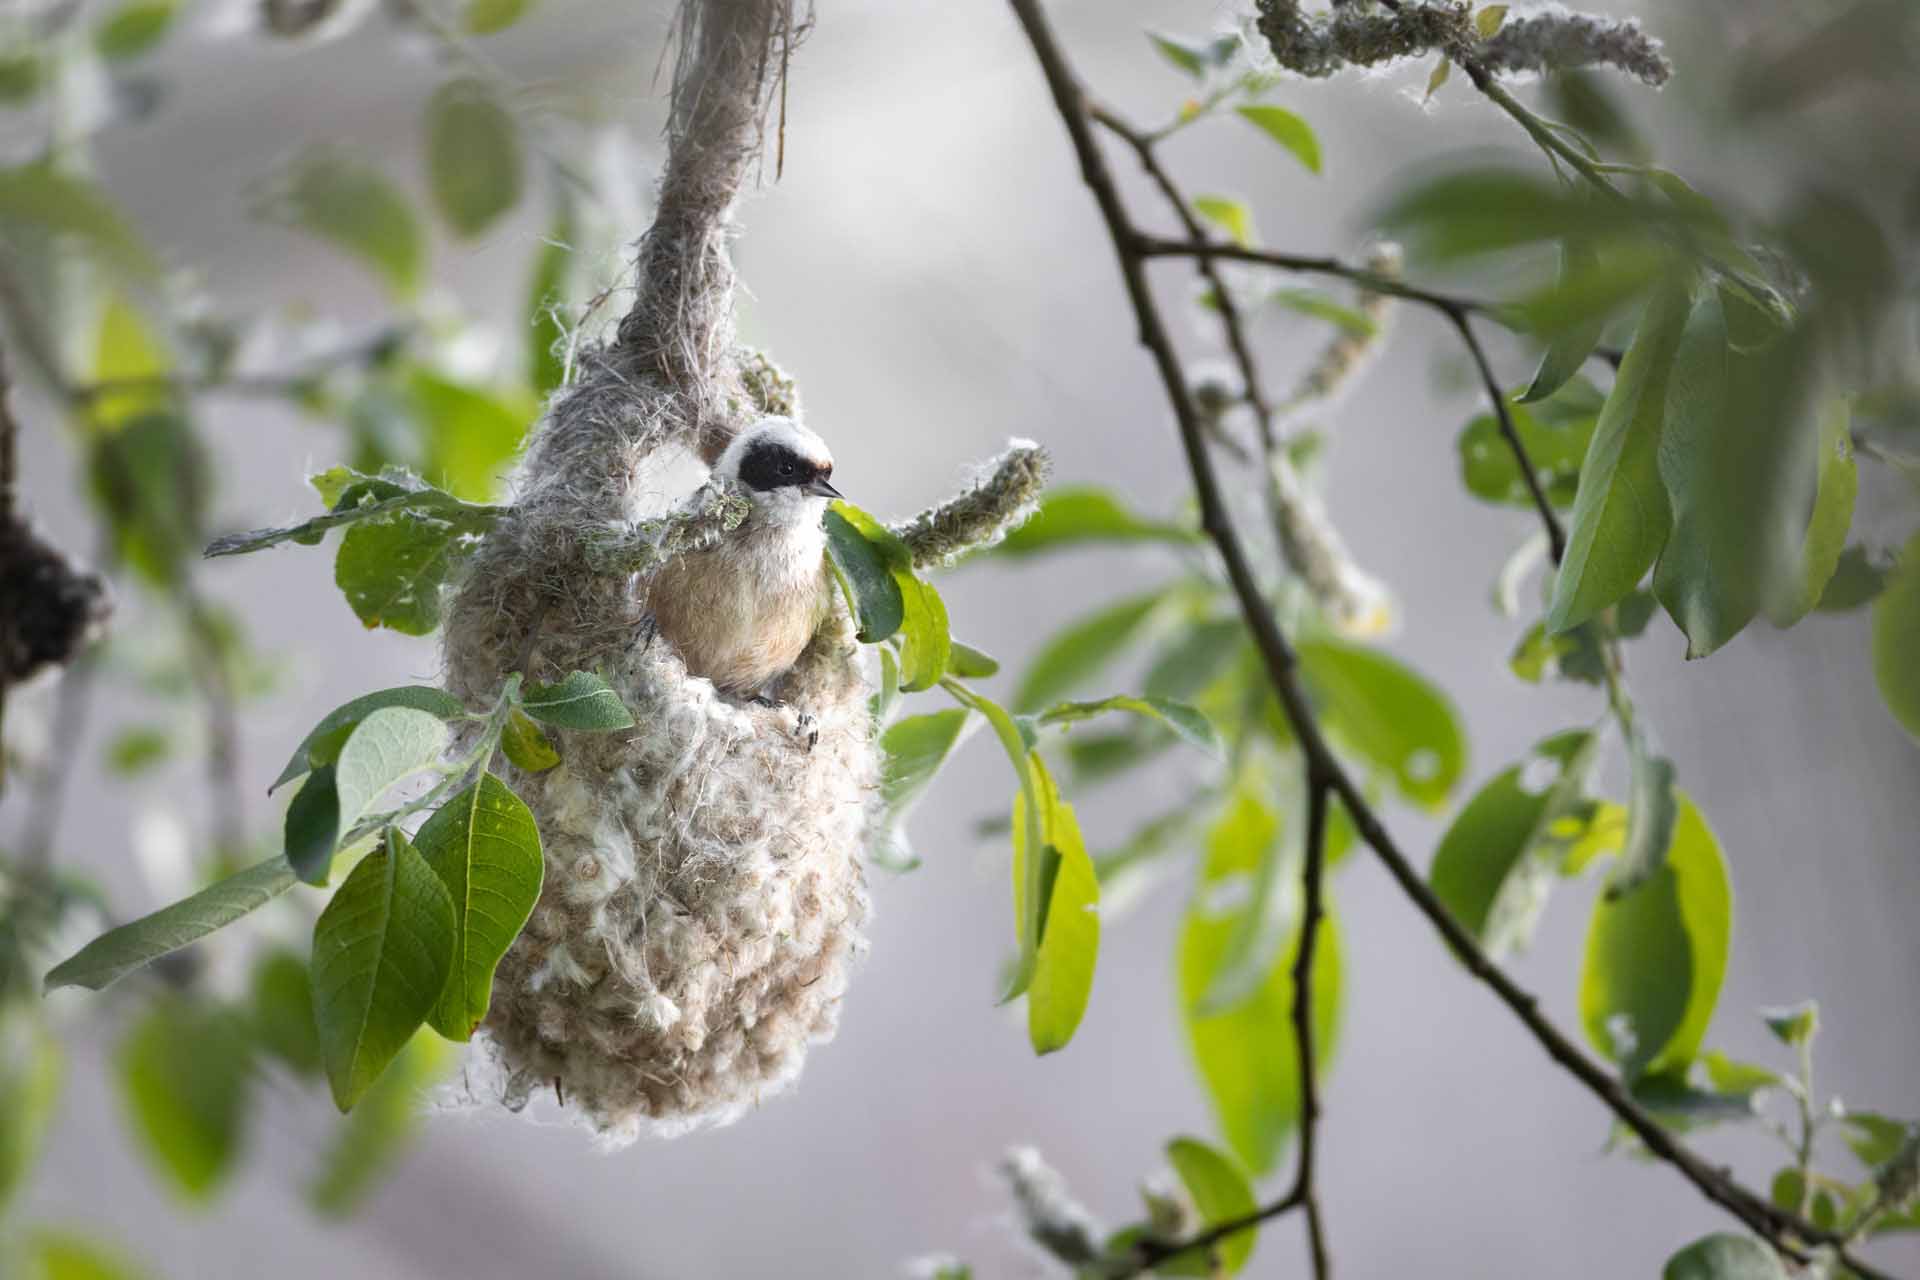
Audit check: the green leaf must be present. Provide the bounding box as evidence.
[407,371,533,502]
[1424,55,1452,100]
[1235,105,1320,174]
[1015,588,1175,713]
[1181,788,1341,1175]
[88,412,209,587]
[19,1229,147,1280]
[1819,545,1888,612]
[824,507,906,642]
[250,947,322,1077]
[307,1031,449,1215]
[1193,195,1254,248]
[1429,729,1598,959]
[285,765,344,885]
[104,726,171,775]
[258,147,424,298]
[1019,756,1100,1055]
[1580,792,1730,1080]
[526,203,574,394]
[1163,1137,1260,1274]
[1660,1234,1788,1280]
[500,709,560,772]
[416,774,543,1041]
[426,79,523,237]
[827,501,951,688]
[334,501,496,634]
[115,999,252,1201]
[1299,638,1466,810]
[0,164,155,279]
[465,0,534,35]
[95,1,176,59]
[993,486,1198,557]
[43,855,298,992]
[1701,1050,1783,1095]
[1653,293,1820,656]
[948,640,999,678]
[1192,772,1291,1016]
[1474,4,1509,37]
[0,1015,62,1217]
[272,686,465,792]
[332,706,452,843]
[1607,733,1677,898]
[1841,1112,1913,1168]
[1631,1072,1761,1131]
[1036,695,1221,758]
[875,709,974,870]
[209,477,506,560]
[311,829,456,1111]
[1872,531,1920,743]
[1761,1000,1818,1048]
[519,670,636,731]
[1147,32,1232,79]
[1548,281,1690,633]
[1458,382,1602,509]
[0,55,44,106]
[1266,288,1376,337]
[1145,616,1245,702]
[942,680,1044,1002]
[1520,243,1612,403]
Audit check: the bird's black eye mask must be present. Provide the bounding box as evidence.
[736,441,841,498]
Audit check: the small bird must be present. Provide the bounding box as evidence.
[646,417,843,699]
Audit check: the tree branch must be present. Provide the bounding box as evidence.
[1291,772,1333,1278]
[1133,233,1496,317]
[1004,3,1890,1275]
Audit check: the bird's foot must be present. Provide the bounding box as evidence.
[794,711,820,752]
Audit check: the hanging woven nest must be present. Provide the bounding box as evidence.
[438,0,1046,1143]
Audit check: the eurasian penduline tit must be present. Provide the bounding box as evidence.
[648,416,843,700]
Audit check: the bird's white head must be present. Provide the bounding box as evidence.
[714,417,841,528]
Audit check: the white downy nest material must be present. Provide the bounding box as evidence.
[440,361,875,1142]
[435,0,1046,1144]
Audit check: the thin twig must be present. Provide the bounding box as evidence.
[1291,772,1333,1277]
[1444,308,1566,563]
[1133,233,1497,318]
[1091,103,1261,462]
[1005,4,1891,1276]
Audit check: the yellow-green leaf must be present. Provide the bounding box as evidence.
[1235,105,1321,175]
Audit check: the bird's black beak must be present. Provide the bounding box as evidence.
[806,474,843,500]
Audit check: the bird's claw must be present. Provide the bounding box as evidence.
[795,711,819,752]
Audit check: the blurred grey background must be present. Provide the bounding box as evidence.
[7,0,1919,1275]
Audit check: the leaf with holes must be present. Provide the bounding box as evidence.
[311,830,455,1111]
[1580,792,1729,1080]
[1299,639,1466,810]
[1429,729,1598,959]
[416,774,543,1040]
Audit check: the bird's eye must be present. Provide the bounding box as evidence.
[779,460,797,476]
